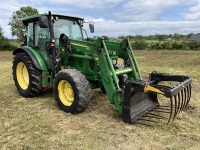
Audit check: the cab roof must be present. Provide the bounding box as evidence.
[22,14,84,26]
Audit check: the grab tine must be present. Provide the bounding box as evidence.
[158,105,171,107]
[136,122,154,127]
[138,118,159,124]
[180,90,184,111]
[183,87,187,109]
[177,92,181,115]
[172,95,177,121]
[151,109,170,114]
[189,84,192,98]
[188,85,191,99]
[186,85,191,107]
[185,86,190,108]
[148,112,168,119]
[167,97,173,124]
[154,107,171,111]
[146,114,166,120]
[188,84,192,103]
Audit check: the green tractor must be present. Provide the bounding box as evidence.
[12,12,192,125]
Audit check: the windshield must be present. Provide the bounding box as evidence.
[54,18,83,41]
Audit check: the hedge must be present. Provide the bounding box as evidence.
[131,40,200,50]
[0,40,16,51]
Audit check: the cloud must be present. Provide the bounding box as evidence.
[183,2,200,20]
[30,0,125,10]
[113,0,198,21]
[1,0,200,39]
[86,18,200,37]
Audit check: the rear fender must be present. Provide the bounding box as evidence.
[13,46,48,71]
[13,46,49,86]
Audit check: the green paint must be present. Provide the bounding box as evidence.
[22,13,144,115]
[102,40,120,90]
[127,38,142,79]
[24,46,48,71]
[24,46,49,86]
[71,54,93,59]
[24,37,142,114]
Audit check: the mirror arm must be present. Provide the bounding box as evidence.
[82,29,88,39]
[84,21,94,25]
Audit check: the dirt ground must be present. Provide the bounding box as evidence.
[0,50,200,149]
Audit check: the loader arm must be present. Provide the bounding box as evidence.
[97,38,192,125]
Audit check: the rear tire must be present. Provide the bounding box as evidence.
[54,69,91,113]
[13,52,42,97]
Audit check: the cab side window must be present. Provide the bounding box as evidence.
[27,22,50,50]
[27,22,34,46]
[35,24,50,50]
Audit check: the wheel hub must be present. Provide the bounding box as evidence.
[58,80,74,106]
[16,62,29,90]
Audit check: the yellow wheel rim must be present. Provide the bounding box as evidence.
[58,80,74,106]
[16,62,29,90]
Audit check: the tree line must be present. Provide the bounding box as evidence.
[131,40,200,50]
[119,33,193,41]
[115,33,199,50]
[0,26,16,51]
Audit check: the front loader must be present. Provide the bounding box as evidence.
[12,12,192,125]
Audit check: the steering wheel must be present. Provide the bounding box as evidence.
[59,33,71,53]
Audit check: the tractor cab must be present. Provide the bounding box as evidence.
[22,14,85,48]
[22,14,93,68]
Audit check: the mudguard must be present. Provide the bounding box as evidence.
[13,46,48,71]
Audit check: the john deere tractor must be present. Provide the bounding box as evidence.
[12,12,192,125]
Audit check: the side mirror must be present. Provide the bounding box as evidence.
[39,16,49,28]
[89,23,94,33]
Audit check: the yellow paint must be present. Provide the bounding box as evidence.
[144,85,164,94]
[71,42,90,50]
[16,62,29,90]
[115,68,132,75]
[61,66,64,70]
[58,80,74,106]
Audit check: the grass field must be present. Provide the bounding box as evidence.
[0,50,200,149]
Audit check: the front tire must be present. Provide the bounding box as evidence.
[54,69,91,113]
[13,52,42,97]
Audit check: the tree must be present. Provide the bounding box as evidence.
[9,6,39,41]
[0,26,5,40]
[0,26,17,51]
[134,35,144,40]
[173,33,181,40]
[132,40,147,50]
[187,33,193,39]
[102,35,109,40]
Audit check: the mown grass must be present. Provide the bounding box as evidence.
[0,51,200,149]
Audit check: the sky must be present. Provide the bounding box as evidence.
[1,0,200,38]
